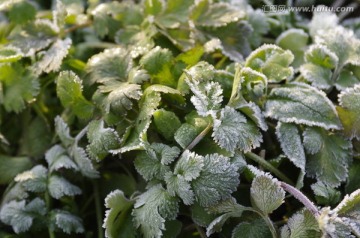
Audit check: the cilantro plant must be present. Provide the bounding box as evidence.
[1,0,360,237]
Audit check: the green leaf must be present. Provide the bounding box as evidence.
[56,71,93,119]
[153,109,181,141]
[280,209,320,238]
[71,145,99,178]
[165,173,194,205]
[276,122,306,172]
[103,190,135,238]
[311,182,341,206]
[33,38,72,75]
[192,153,239,207]
[0,64,39,113]
[9,19,57,56]
[48,175,81,199]
[8,1,36,24]
[0,155,32,185]
[86,120,120,161]
[236,102,268,131]
[14,165,48,193]
[238,67,267,102]
[212,106,262,153]
[247,9,269,48]
[206,198,246,236]
[144,0,164,16]
[50,210,84,234]
[174,123,198,149]
[303,127,352,187]
[265,83,341,130]
[315,27,360,68]
[201,21,252,62]
[45,145,78,172]
[276,29,308,68]
[250,174,285,214]
[190,0,245,27]
[19,116,52,158]
[86,48,133,85]
[232,218,272,238]
[0,198,46,234]
[337,84,360,140]
[245,44,294,82]
[132,184,179,238]
[54,116,75,148]
[0,46,23,63]
[134,143,180,181]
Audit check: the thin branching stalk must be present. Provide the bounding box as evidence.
[280,182,320,218]
[93,181,104,238]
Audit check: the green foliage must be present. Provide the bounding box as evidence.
[1,1,360,238]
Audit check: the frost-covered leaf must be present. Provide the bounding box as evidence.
[276,122,306,172]
[153,109,181,141]
[54,116,74,148]
[0,198,46,234]
[165,173,194,205]
[86,48,133,85]
[48,175,81,199]
[232,218,272,238]
[71,145,99,178]
[315,27,360,68]
[174,123,198,149]
[187,80,223,117]
[56,71,93,119]
[280,210,320,238]
[311,182,341,206]
[276,29,308,69]
[212,106,262,153]
[45,145,78,172]
[239,67,267,102]
[103,190,135,238]
[250,174,285,214]
[95,81,142,116]
[132,184,179,238]
[86,120,120,161]
[192,153,239,207]
[303,127,352,187]
[0,46,23,63]
[15,165,47,193]
[135,143,180,181]
[309,7,338,37]
[245,44,294,82]
[112,86,180,153]
[247,9,269,48]
[265,83,341,130]
[337,84,360,140]
[9,19,57,56]
[190,0,244,27]
[233,102,268,131]
[0,155,32,185]
[0,64,39,113]
[334,189,360,219]
[50,210,84,234]
[33,38,72,75]
[174,150,203,181]
[200,21,252,62]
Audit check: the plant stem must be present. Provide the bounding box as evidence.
[45,191,56,238]
[194,224,207,238]
[75,125,89,143]
[279,182,320,218]
[64,21,92,34]
[185,123,213,151]
[245,152,294,185]
[93,181,104,238]
[249,208,277,238]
